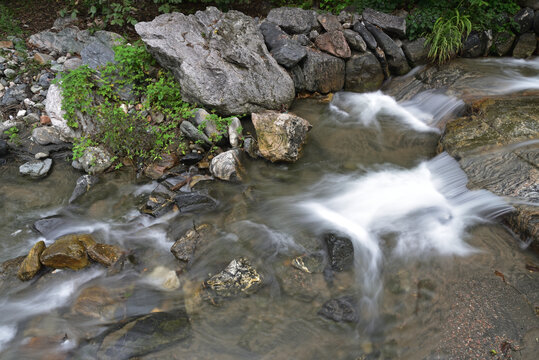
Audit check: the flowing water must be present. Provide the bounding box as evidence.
[1,58,538,359]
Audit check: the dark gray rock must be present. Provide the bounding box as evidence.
[140,185,175,217]
[174,192,217,213]
[535,10,539,35]
[33,217,68,237]
[402,37,429,66]
[180,120,211,147]
[135,8,295,115]
[0,139,7,156]
[0,84,28,106]
[180,152,203,165]
[31,126,63,146]
[461,31,487,58]
[292,33,311,46]
[365,23,410,76]
[342,29,367,52]
[325,232,354,272]
[38,73,54,88]
[362,8,406,38]
[513,32,537,58]
[353,22,377,50]
[81,41,116,69]
[318,296,359,322]
[266,7,319,34]
[317,13,342,32]
[170,224,212,264]
[513,7,535,34]
[270,40,307,68]
[291,49,345,94]
[210,148,243,181]
[19,159,52,178]
[492,31,516,56]
[345,52,384,92]
[69,174,99,203]
[259,20,289,51]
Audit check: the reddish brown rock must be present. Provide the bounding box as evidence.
[144,153,178,179]
[17,241,46,281]
[315,31,351,59]
[0,41,13,49]
[40,115,51,125]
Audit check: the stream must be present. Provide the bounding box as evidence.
[0,58,538,359]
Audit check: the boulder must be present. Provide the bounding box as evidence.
[492,31,516,56]
[365,23,410,76]
[345,52,384,92]
[402,37,429,66]
[0,84,28,107]
[266,7,319,34]
[315,31,352,59]
[317,13,342,32]
[19,159,52,178]
[342,29,367,52]
[79,145,113,174]
[461,31,488,58]
[174,192,217,213]
[31,126,64,145]
[202,258,263,303]
[87,243,123,267]
[513,7,535,34]
[318,296,359,322]
[17,241,46,281]
[513,33,537,58]
[362,8,406,38]
[81,41,116,69]
[252,110,312,162]
[270,41,307,68]
[325,232,354,272]
[210,148,243,181]
[28,27,123,55]
[259,21,289,50]
[170,224,212,264]
[69,174,99,203]
[95,310,191,360]
[353,22,377,50]
[290,49,345,94]
[40,234,90,270]
[135,8,295,116]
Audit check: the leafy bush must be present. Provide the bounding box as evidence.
[59,0,137,29]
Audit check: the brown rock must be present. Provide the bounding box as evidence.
[17,241,46,281]
[144,153,178,179]
[34,52,54,65]
[77,234,97,250]
[40,234,90,270]
[171,224,212,265]
[40,115,51,125]
[315,31,351,59]
[0,41,13,49]
[87,243,123,267]
[72,285,119,319]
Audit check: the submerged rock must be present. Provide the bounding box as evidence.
[174,192,217,213]
[40,234,90,270]
[210,148,243,181]
[292,252,326,274]
[325,232,354,272]
[171,224,213,265]
[72,285,120,320]
[17,241,46,281]
[319,295,359,322]
[251,110,312,162]
[135,7,295,115]
[19,159,52,178]
[69,174,99,203]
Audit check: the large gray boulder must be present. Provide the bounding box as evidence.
[492,31,516,56]
[135,8,295,116]
[512,33,537,58]
[365,23,410,76]
[345,52,384,92]
[362,8,406,38]
[289,49,345,94]
[266,7,319,34]
[28,28,123,55]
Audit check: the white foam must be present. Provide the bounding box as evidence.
[0,325,16,352]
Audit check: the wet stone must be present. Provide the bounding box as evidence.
[39,234,90,270]
[72,285,120,320]
[318,295,359,323]
[69,174,99,203]
[33,216,68,237]
[87,243,123,267]
[17,241,46,281]
[19,159,52,178]
[174,191,217,213]
[279,267,319,302]
[292,252,326,273]
[325,232,354,272]
[171,224,213,265]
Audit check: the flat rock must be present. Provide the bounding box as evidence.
[366,23,410,76]
[28,27,123,55]
[318,295,359,322]
[81,41,116,69]
[513,33,537,58]
[402,37,429,66]
[17,241,46,281]
[19,159,52,178]
[210,148,243,181]
[33,217,68,237]
[40,234,90,270]
[363,8,406,38]
[342,29,367,52]
[174,192,217,213]
[315,30,352,59]
[72,285,119,320]
[266,7,319,34]
[135,8,295,116]
[252,110,312,162]
[345,52,384,92]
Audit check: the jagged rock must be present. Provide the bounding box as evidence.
[315,31,352,59]
[513,33,537,58]
[362,8,406,38]
[365,23,410,76]
[19,159,52,178]
[0,84,28,107]
[342,29,367,52]
[228,116,242,148]
[210,148,243,181]
[462,31,488,58]
[353,22,377,50]
[135,8,295,116]
[17,241,46,281]
[345,52,384,92]
[79,146,113,174]
[171,224,212,264]
[95,310,191,360]
[252,110,311,162]
[140,184,175,217]
[325,232,354,272]
[44,84,79,141]
[492,31,516,56]
[514,7,535,34]
[317,13,342,32]
[290,49,345,93]
[259,20,290,50]
[87,243,123,267]
[319,296,359,322]
[28,28,123,55]
[180,120,211,147]
[174,192,217,213]
[81,41,116,69]
[270,41,307,68]
[202,258,263,303]
[266,7,319,34]
[40,234,90,270]
[31,126,63,145]
[69,174,99,203]
[402,37,429,66]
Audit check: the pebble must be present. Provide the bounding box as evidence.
[40,115,51,125]
[23,98,35,108]
[16,109,26,118]
[35,152,49,160]
[4,68,16,79]
[50,64,64,72]
[56,56,67,64]
[30,85,42,93]
[34,103,45,110]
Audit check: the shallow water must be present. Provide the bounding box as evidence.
[0,58,538,359]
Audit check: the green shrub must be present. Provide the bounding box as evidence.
[59,0,137,29]
[426,8,472,64]
[0,4,23,37]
